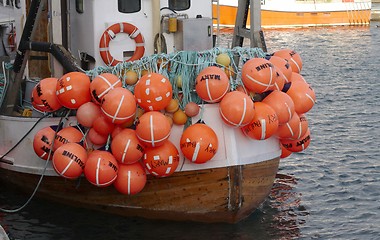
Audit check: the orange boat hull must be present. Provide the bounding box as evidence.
[213,5,371,28]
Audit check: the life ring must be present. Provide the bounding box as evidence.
[99,22,145,66]
[2,25,16,56]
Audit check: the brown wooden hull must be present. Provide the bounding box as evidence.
[0,157,280,223]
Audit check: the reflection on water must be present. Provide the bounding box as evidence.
[0,175,306,240]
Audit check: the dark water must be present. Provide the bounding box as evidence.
[1,23,380,239]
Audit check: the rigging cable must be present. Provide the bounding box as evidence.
[0,110,70,213]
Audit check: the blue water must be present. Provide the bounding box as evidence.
[1,23,380,239]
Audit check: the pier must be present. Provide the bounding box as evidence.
[372,0,380,21]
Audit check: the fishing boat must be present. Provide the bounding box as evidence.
[214,0,372,28]
[0,0,314,223]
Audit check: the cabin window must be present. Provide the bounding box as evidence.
[168,0,190,11]
[118,0,141,13]
[76,0,83,14]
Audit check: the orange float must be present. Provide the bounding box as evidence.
[52,142,87,179]
[298,114,309,139]
[111,128,144,164]
[241,58,276,93]
[111,125,124,139]
[84,150,119,187]
[266,55,293,82]
[180,123,218,164]
[281,128,311,152]
[143,140,179,177]
[90,73,122,104]
[99,22,145,66]
[272,67,286,91]
[101,87,136,124]
[262,90,295,125]
[113,162,147,195]
[53,126,84,151]
[76,101,102,128]
[280,144,292,159]
[92,114,115,136]
[276,112,301,140]
[290,72,307,83]
[56,72,91,109]
[285,81,316,114]
[135,111,171,147]
[31,77,62,112]
[241,102,279,140]
[173,109,188,125]
[219,91,255,127]
[195,66,230,103]
[165,98,179,113]
[88,127,108,146]
[134,72,173,111]
[273,49,303,74]
[184,102,200,117]
[33,126,57,160]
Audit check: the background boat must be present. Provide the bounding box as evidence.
[214,0,372,28]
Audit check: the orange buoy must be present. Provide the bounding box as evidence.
[276,112,301,140]
[134,72,173,111]
[241,58,276,94]
[184,102,200,117]
[219,91,255,127]
[111,125,124,139]
[173,109,188,125]
[76,101,102,128]
[165,98,179,113]
[90,73,122,104]
[298,114,309,139]
[31,78,62,112]
[88,127,108,146]
[135,111,171,147]
[93,114,115,136]
[125,70,139,86]
[281,128,311,152]
[273,49,303,73]
[111,128,144,164]
[53,126,84,151]
[56,72,91,109]
[272,67,286,91]
[266,55,293,82]
[180,123,218,164]
[241,102,279,140]
[195,66,230,103]
[84,150,119,187]
[285,81,316,114]
[52,142,87,179]
[101,87,136,124]
[113,162,147,195]
[280,144,292,159]
[143,140,179,177]
[262,90,295,125]
[164,112,174,127]
[290,72,307,83]
[33,126,57,160]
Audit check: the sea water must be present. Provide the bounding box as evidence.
[1,23,380,240]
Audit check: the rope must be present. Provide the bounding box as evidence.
[85,46,266,111]
[0,110,70,213]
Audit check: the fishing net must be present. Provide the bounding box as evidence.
[86,46,266,109]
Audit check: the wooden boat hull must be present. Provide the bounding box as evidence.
[0,158,280,223]
[213,2,371,28]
